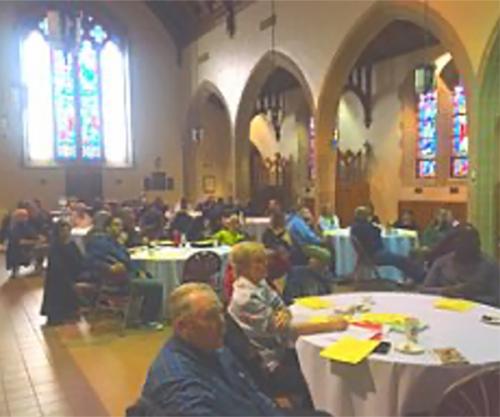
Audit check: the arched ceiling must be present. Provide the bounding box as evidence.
[146,0,253,49]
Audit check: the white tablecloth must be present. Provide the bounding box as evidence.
[131,245,231,313]
[242,217,270,242]
[324,228,418,281]
[292,292,500,416]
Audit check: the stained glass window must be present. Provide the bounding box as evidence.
[416,90,438,178]
[21,10,131,167]
[451,85,469,177]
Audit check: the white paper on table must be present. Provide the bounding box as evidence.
[300,326,380,349]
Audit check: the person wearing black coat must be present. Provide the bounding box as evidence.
[40,221,83,325]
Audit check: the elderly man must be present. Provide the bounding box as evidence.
[141,283,284,416]
[422,224,499,306]
[228,242,347,408]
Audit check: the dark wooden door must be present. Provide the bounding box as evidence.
[335,149,371,226]
[65,166,103,205]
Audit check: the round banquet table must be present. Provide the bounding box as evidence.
[130,245,231,314]
[323,228,418,281]
[291,292,500,417]
[242,217,270,242]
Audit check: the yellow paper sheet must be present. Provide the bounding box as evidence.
[434,298,476,312]
[358,313,409,325]
[308,315,332,324]
[294,297,332,310]
[320,336,380,364]
[309,314,352,324]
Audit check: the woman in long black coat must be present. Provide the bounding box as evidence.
[41,221,83,325]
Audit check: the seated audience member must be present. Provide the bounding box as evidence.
[141,283,294,416]
[139,204,166,241]
[262,212,292,253]
[318,205,340,234]
[170,198,193,237]
[265,199,283,216]
[212,214,246,246]
[85,216,164,327]
[351,206,425,283]
[422,224,500,306]
[228,242,347,408]
[287,207,322,248]
[187,215,212,242]
[40,221,82,326]
[287,206,337,272]
[421,208,454,249]
[392,209,419,232]
[283,245,335,305]
[119,207,143,248]
[30,199,51,236]
[366,202,381,224]
[6,208,46,278]
[70,202,93,229]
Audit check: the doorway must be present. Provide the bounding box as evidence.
[65,166,103,205]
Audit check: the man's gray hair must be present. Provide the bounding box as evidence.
[168,283,218,322]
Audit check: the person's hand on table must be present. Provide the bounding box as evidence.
[272,308,292,331]
[109,262,126,275]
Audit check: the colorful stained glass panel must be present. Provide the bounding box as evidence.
[417,160,437,178]
[451,85,469,177]
[452,158,469,178]
[417,91,437,178]
[90,25,107,44]
[78,39,102,161]
[52,49,77,160]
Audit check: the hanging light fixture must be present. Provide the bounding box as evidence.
[191,40,204,143]
[415,0,436,95]
[255,0,284,141]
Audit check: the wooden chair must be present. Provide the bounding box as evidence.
[350,235,382,282]
[182,250,222,291]
[434,365,500,416]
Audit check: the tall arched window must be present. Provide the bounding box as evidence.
[451,85,469,177]
[416,90,438,178]
[20,10,131,167]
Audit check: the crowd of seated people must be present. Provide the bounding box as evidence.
[3,193,496,328]
[0,200,51,277]
[133,204,498,415]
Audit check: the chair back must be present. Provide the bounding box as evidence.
[350,235,381,281]
[223,313,274,396]
[266,249,291,280]
[182,251,222,287]
[434,365,500,416]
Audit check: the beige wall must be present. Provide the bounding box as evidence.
[249,87,310,201]
[0,2,184,211]
[336,47,468,223]
[186,0,498,125]
[190,100,232,201]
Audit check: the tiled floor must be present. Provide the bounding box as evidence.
[0,260,170,416]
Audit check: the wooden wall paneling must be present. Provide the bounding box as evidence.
[398,200,467,231]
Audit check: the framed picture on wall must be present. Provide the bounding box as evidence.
[202,175,216,193]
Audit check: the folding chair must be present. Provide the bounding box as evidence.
[350,235,382,282]
[434,365,500,416]
[182,250,222,292]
